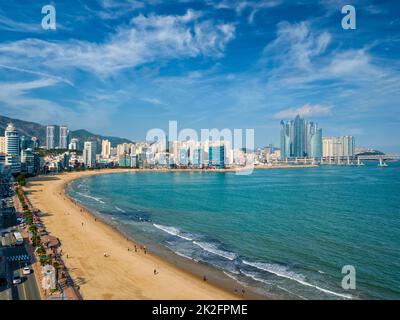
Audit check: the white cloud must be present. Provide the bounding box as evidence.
[0,78,113,130]
[208,0,281,23]
[274,104,332,119]
[263,21,331,71]
[140,97,165,105]
[0,14,42,33]
[0,10,235,76]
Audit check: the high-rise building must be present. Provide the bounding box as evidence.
[323,136,355,158]
[101,139,111,159]
[280,115,322,159]
[59,126,70,149]
[5,122,21,173]
[31,137,39,149]
[117,143,133,157]
[46,125,55,150]
[293,115,305,157]
[83,141,96,168]
[208,143,225,167]
[68,138,79,151]
[310,128,322,158]
[178,145,189,165]
[21,148,35,174]
[280,121,291,160]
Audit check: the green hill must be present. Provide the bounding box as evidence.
[0,115,133,150]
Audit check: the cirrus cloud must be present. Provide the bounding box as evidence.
[274,103,332,119]
[0,10,235,76]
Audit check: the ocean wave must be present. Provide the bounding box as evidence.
[76,192,105,204]
[172,250,194,261]
[193,241,237,261]
[115,206,126,213]
[239,269,306,300]
[223,271,239,281]
[153,224,193,241]
[242,260,352,299]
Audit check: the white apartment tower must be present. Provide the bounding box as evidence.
[83,141,97,168]
[101,139,111,159]
[46,125,55,150]
[59,125,70,149]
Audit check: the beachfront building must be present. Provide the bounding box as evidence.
[309,128,322,158]
[178,145,190,166]
[46,125,56,150]
[59,125,70,149]
[101,139,111,159]
[280,115,322,159]
[117,143,134,157]
[192,145,203,166]
[208,143,225,167]
[323,136,355,158]
[83,141,97,168]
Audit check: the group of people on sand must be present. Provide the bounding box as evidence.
[127,243,147,255]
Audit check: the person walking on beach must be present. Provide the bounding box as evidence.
[144,246,147,254]
[154,269,157,275]
[134,245,137,252]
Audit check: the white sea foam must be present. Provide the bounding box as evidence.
[242,260,352,299]
[76,192,105,204]
[223,271,239,281]
[115,206,126,213]
[239,269,306,300]
[153,224,193,241]
[173,250,194,261]
[193,241,237,261]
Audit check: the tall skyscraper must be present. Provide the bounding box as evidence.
[5,122,21,173]
[101,139,111,159]
[280,115,322,159]
[280,121,291,160]
[46,125,55,150]
[101,140,111,159]
[293,115,305,157]
[59,125,70,149]
[310,128,322,158]
[83,141,97,168]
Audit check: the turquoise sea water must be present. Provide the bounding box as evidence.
[67,163,400,300]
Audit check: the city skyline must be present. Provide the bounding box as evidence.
[0,1,399,153]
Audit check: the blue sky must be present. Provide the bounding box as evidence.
[0,0,399,152]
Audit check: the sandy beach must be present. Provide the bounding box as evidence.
[24,169,243,300]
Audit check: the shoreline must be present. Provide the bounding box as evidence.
[25,169,269,300]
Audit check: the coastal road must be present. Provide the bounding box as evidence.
[6,245,41,300]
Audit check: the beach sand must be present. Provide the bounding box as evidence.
[24,169,241,300]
